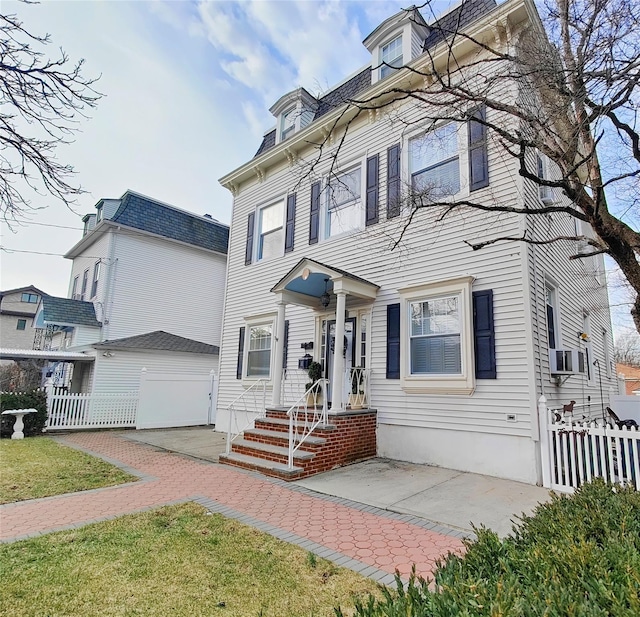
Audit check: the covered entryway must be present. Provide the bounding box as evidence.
[269,257,379,411]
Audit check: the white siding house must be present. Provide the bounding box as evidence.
[32,191,229,420]
[215,0,616,484]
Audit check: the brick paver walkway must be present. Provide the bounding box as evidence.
[1,432,465,583]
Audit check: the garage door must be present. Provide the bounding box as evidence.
[136,370,216,429]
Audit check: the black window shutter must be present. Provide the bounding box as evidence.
[387,144,401,219]
[546,304,556,349]
[282,320,290,369]
[468,106,489,191]
[365,154,379,226]
[386,303,401,379]
[245,212,255,265]
[309,182,320,244]
[473,290,496,379]
[236,326,245,379]
[284,194,296,253]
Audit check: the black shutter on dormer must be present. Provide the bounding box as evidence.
[468,105,489,191]
[473,290,496,379]
[366,154,379,226]
[236,326,245,379]
[245,212,255,265]
[386,303,401,379]
[309,181,321,244]
[284,194,296,253]
[387,144,401,219]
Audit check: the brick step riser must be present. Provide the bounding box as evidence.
[255,420,333,436]
[231,444,309,467]
[266,409,326,421]
[242,432,324,451]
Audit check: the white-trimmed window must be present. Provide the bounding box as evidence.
[90,261,100,299]
[325,165,363,238]
[410,122,461,197]
[399,277,475,394]
[380,36,403,78]
[71,276,79,300]
[545,284,559,350]
[257,200,284,261]
[81,269,89,301]
[410,296,461,375]
[246,323,273,378]
[281,108,296,142]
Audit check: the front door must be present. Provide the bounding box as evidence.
[323,317,356,404]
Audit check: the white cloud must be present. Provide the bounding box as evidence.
[195,0,372,129]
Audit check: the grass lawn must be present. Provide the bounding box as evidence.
[0,502,381,617]
[0,437,136,503]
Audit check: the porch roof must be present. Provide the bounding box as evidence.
[270,258,379,308]
[0,348,94,361]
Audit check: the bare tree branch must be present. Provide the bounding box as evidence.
[0,8,102,223]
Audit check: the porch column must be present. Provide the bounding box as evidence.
[271,300,287,407]
[330,291,347,411]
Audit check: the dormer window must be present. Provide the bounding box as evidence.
[269,88,318,146]
[96,206,103,222]
[381,36,403,78]
[281,108,296,142]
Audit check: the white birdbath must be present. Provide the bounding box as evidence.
[2,408,37,439]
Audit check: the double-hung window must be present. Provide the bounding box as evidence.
[410,123,460,197]
[258,200,284,261]
[247,324,272,377]
[281,108,296,142]
[380,36,402,78]
[326,166,362,238]
[410,295,462,375]
[91,262,100,299]
[81,269,89,301]
[399,277,475,394]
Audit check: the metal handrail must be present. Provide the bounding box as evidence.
[286,379,328,469]
[226,379,268,455]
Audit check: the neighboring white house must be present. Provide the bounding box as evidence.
[29,190,229,426]
[215,0,616,484]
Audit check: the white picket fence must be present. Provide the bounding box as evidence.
[539,396,640,492]
[46,391,138,430]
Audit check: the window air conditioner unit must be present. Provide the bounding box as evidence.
[550,348,586,375]
[539,186,555,205]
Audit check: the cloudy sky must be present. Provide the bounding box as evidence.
[0,0,636,336]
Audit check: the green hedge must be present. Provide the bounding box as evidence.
[0,389,48,437]
[338,479,640,617]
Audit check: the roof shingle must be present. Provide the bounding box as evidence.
[110,192,229,255]
[93,330,219,355]
[41,296,101,327]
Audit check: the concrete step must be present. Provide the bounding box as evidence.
[232,438,315,461]
[219,452,303,479]
[244,427,327,447]
[255,416,336,433]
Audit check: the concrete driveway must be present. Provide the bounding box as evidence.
[116,426,551,537]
